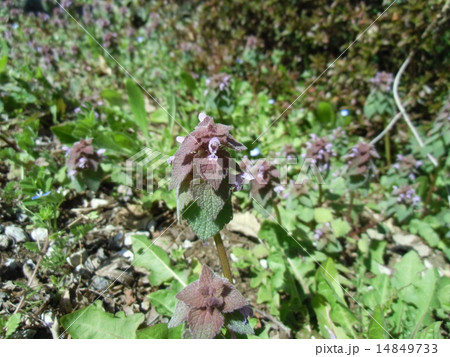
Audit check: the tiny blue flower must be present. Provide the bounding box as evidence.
[32,190,51,200]
[340,109,350,117]
[250,148,261,157]
[268,99,275,105]
[12,23,19,30]
[137,36,144,43]
[236,58,243,64]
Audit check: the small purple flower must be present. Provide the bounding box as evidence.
[274,185,285,195]
[74,107,81,114]
[207,137,220,160]
[137,36,144,43]
[314,229,323,240]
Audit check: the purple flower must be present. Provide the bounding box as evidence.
[169,265,252,339]
[65,138,104,177]
[170,113,246,192]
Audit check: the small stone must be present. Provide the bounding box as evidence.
[182,240,193,249]
[118,249,133,261]
[91,276,109,291]
[110,232,123,251]
[31,228,48,244]
[97,247,107,260]
[67,249,88,267]
[124,231,149,247]
[75,265,92,280]
[5,225,28,243]
[0,259,23,280]
[90,198,110,209]
[0,234,12,251]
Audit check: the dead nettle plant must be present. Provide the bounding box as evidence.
[63,138,106,191]
[168,113,254,338]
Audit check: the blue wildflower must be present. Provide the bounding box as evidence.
[268,99,275,105]
[32,190,51,200]
[250,148,261,157]
[340,109,350,116]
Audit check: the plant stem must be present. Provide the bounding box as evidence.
[318,184,323,206]
[384,119,391,167]
[213,232,233,282]
[346,191,354,223]
[273,204,282,225]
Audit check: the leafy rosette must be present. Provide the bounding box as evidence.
[63,138,105,191]
[240,157,282,208]
[168,265,253,339]
[169,113,246,239]
[344,142,379,176]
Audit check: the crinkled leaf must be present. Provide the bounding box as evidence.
[188,308,224,339]
[183,201,233,240]
[191,181,228,220]
[225,311,254,335]
[168,301,190,328]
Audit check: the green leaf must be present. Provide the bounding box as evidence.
[101,89,126,106]
[403,268,439,338]
[312,295,348,338]
[5,313,21,338]
[363,274,391,309]
[368,305,388,339]
[415,322,442,339]
[183,201,232,240]
[316,258,345,305]
[330,303,359,338]
[137,323,183,339]
[131,235,188,286]
[331,219,351,237]
[60,301,144,339]
[0,55,7,72]
[148,289,177,316]
[314,207,333,223]
[392,250,424,290]
[51,123,78,144]
[436,277,450,310]
[126,79,148,139]
[225,311,254,336]
[315,101,335,126]
[192,182,226,220]
[23,242,40,253]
